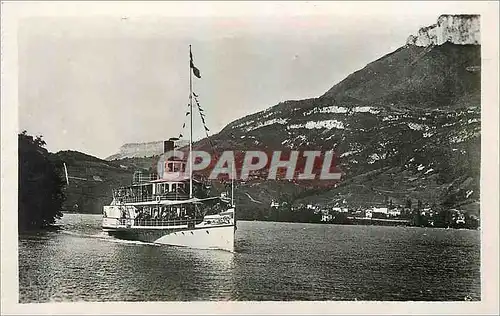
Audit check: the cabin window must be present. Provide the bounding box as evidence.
[175,162,182,172]
[156,183,165,194]
[166,163,173,172]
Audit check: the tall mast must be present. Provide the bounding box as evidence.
[189,45,194,199]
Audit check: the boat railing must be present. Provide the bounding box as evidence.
[118,196,156,203]
[164,192,189,200]
[132,172,158,184]
[117,193,190,204]
[118,218,203,227]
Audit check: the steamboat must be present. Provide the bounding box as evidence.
[101,46,236,252]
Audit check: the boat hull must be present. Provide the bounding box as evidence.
[104,224,235,252]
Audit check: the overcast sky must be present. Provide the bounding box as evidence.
[17,3,465,159]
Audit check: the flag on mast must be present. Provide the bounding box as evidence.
[190,49,201,79]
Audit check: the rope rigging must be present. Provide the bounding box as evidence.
[177,92,220,161]
[177,101,191,140]
[177,91,235,190]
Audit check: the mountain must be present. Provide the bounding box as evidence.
[55,151,155,213]
[89,14,481,218]
[189,15,481,216]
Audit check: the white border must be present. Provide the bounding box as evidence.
[1,1,499,315]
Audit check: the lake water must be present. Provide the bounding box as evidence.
[18,213,480,302]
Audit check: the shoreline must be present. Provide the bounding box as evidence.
[58,212,480,231]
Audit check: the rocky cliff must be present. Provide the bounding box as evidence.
[406,14,480,47]
[106,141,163,160]
[107,140,189,160]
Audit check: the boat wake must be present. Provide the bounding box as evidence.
[60,230,160,247]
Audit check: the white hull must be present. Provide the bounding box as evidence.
[103,224,235,252]
[103,207,236,252]
[155,225,235,252]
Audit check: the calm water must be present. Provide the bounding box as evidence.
[18,214,480,302]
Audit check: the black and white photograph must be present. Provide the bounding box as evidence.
[1,1,498,315]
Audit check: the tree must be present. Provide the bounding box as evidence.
[18,131,65,231]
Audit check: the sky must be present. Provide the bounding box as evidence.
[17,2,472,159]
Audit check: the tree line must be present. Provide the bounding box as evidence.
[18,131,66,232]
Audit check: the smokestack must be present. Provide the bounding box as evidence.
[163,140,174,153]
